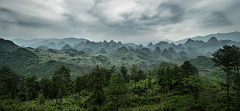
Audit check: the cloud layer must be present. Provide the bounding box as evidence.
[0,0,240,44]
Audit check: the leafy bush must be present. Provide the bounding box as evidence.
[80,90,89,97]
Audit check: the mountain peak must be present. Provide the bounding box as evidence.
[153,47,161,54]
[147,42,153,47]
[185,39,194,43]
[207,37,219,44]
[62,44,72,50]
[98,48,107,54]
[58,41,66,44]
[115,46,129,53]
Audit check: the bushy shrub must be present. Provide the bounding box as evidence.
[80,90,89,97]
[38,94,45,105]
[159,103,176,111]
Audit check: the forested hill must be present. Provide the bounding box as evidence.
[0,38,88,78]
[0,46,240,110]
[0,38,238,82]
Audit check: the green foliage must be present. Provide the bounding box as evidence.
[38,94,45,104]
[52,65,71,103]
[25,75,40,101]
[39,77,52,99]
[182,74,202,104]
[120,64,129,82]
[75,76,81,93]
[147,70,152,89]
[180,61,198,78]
[0,66,24,99]
[190,56,214,69]
[159,103,176,111]
[86,66,106,109]
[152,62,176,76]
[1,41,240,110]
[80,90,89,97]
[0,47,39,70]
[105,73,128,110]
[216,75,220,84]
[211,45,240,110]
[163,65,173,94]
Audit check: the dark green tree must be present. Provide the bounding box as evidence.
[232,45,240,77]
[211,45,236,111]
[106,66,116,85]
[9,73,24,99]
[180,61,198,78]
[120,64,128,82]
[52,65,71,104]
[147,70,152,89]
[171,65,182,91]
[25,75,40,101]
[164,65,173,94]
[138,69,146,80]
[106,73,128,110]
[0,66,24,99]
[231,45,240,110]
[75,75,81,93]
[130,64,138,87]
[0,66,13,95]
[180,61,198,93]
[87,66,106,110]
[182,74,203,110]
[40,77,52,99]
[156,68,164,88]
[100,67,112,86]
[172,65,180,79]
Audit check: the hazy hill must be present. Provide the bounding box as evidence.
[0,38,238,82]
[12,37,89,48]
[0,38,20,51]
[175,31,240,44]
[62,44,72,50]
[57,41,67,50]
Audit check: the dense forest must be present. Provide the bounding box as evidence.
[0,44,240,110]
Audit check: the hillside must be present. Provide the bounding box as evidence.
[1,38,240,111]
[0,38,237,82]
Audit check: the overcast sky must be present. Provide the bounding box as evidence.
[0,0,240,44]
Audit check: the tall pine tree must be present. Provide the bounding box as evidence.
[25,75,40,101]
[87,66,106,110]
[75,75,81,93]
[120,64,128,82]
[130,64,138,87]
[106,73,128,110]
[164,65,173,94]
[211,45,236,111]
[52,65,70,104]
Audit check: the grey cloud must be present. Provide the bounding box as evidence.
[201,12,232,28]
[0,0,239,43]
[0,8,18,23]
[0,8,52,28]
[0,8,13,13]
[88,1,186,36]
[138,2,185,25]
[16,21,51,28]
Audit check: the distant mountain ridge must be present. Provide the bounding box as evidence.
[11,37,89,48]
[1,37,240,79]
[8,31,240,57]
[175,31,240,44]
